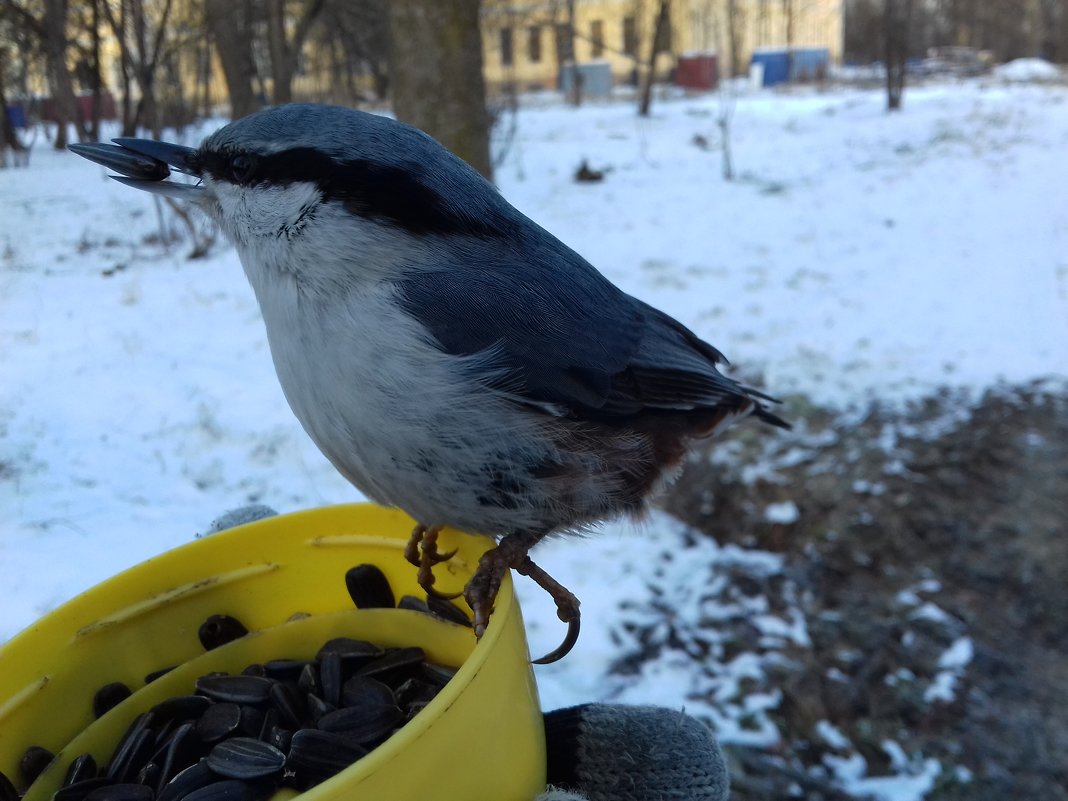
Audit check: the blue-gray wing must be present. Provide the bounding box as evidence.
[396,236,784,425]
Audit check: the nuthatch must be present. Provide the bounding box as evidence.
[71,104,787,663]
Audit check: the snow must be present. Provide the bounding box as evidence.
[994,58,1063,82]
[3,79,1068,799]
[763,499,800,524]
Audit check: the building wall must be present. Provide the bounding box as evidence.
[480,0,843,91]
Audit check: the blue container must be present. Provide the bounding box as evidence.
[750,48,830,86]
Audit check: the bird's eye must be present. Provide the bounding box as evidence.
[230,154,255,184]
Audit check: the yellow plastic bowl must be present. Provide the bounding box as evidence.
[0,504,546,801]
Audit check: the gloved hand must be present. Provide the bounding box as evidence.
[206,507,730,801]
[538,704,729,801]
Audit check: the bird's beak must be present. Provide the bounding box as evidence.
[69,138,203,201]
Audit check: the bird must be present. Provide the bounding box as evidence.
[69,104,788,664]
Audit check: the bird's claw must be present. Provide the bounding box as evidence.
[406,523,462,599]
[516,556,582,664]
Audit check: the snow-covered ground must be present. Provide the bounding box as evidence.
[3,78,1068,798]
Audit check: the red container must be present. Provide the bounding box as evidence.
[676,53,718,90]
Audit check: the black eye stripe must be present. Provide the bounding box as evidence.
[196,146,515,239]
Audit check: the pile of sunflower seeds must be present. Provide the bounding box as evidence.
[2,564,470,801]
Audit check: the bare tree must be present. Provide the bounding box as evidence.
[388,0,492,180]
[205,0,259,119]
[265,0,327,105]
[638,0,670,116]
[884,0,912,111]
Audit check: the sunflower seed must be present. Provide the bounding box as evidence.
[53,778,114,801]
[343,564,395,609]
[318,652,341,707]
[393,678,437,709]
[197,616,249,651]
[135,765,159,789]
[63,754,98,787]
[425,595,473,627]
[354,647,425,682]
[195,703,240,743]
[177,780,257,801]
[296,664,319,696]
[94,683,133,719]
[314,638,382,666]
[150,696,212,724]
[235,706,265,738]
[239,664,265,678]
[304,694,334,724]
[421,662,457,688]
[262,660,307,680]
[316,704,403,744]
[84,783,154,801]
[194,676,272,705]
[107,725,156,783]
[0,771,18,801]
[20,745,55,785]
[396,595,430,614]
[144,667,176,685]
[268,682,306,729]
[285,730,366,783]
[155,723,201,789]
[340,677,394,709]
[205,739,285,780]
[156,761,213,801]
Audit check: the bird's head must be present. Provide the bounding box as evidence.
[71,104,517,284]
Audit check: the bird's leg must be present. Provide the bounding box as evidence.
[405,523,461,600]
[516,556,581,665]
[465,529,547,640]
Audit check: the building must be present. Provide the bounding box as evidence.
[480,0,844,92]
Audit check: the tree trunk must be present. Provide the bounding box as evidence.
[206,0,259,119]
[42,0,86,148]
[639,0,670,117]
[89,0,101,140]
[265,0,326,105]
[884,0,912,111]
[388,0,492,180]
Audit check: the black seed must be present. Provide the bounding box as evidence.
[421,662,457,688]
[63,754,98,787]
[355,647,425,682]
[344,564,395,609]
[151,696,212,724]
[21,745,55,785]
[236,706,265,738]
[262,660,307,680]
[135,764,160,788]
[286,730,366,782]
[396,595,431,614]
[178,780,256,801]
[239,665,265,678]
[84,783,154,801]
[157,761,213,801]
[304,694,334,724]
[268,683,306,729]
[53,778,114,801]
[145,667,176,685]
[316,704,403,744]
[206,739,285,780]
[340,677,394,709]
[318,652,341,707]
[156,723,202,789]
[296,664,319,696]
[266,727,291,754]
[106,724,156,783]
[194,676,272,705]
[94,683,134,719]
[393,678,437,709]
[197,616,249,651]
[314,638,382,666]
[0,771,19,801]
[195,704,241,743]
[425,595,473,627]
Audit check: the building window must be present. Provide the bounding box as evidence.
[590,19,605,58]
[528,25,542,63]
[500,27,514,66]
[554,22,574,62]
[622,16,638,56]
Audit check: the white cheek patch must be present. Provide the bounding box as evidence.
[209,181,323,243]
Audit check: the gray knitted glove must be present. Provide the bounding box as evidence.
[540,704,730,801]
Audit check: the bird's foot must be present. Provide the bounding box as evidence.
[516,557,581,665]
[405,523,461,600]
[464,533,582,663]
